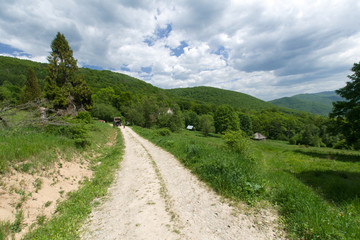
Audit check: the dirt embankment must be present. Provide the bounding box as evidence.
[81,127,283,239]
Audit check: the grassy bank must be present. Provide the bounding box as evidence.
[22,125,123,239]
[0,111,124,239]
[132,126,360,239]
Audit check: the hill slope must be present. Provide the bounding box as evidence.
[167,86,276,111]
[269,91,342,116]
[0,56,167,97]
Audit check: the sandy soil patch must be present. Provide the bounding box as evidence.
[81,127,284,239]
[0,154,92,240]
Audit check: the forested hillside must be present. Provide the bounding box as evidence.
[269,91,342,116]
[0,55,350,150]
[0,56,167,100]
[167,86,275,111]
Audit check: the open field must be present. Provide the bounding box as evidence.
[133,127,360,239]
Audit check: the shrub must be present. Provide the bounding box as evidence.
[289,135,298,145]
[333,139,348,149]
[76,111,92,124]
[156,128,172,136]
[222,130,251,157]
[91,103,120,122]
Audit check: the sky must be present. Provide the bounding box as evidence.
[1,0,360,101]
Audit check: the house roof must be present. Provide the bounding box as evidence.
[253,132,266,140]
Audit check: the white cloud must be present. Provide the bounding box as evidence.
[0,0,359,100]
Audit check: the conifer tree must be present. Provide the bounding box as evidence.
[21,68,42,103]
[44,32,92,112]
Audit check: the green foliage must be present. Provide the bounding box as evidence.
[238,112,253,136]
[22,125,123,239]
[133,126,264,203]
[256,140,360,239]
[0,56,345,151]
[76,111,92,124]
[199,114,215,136]
[20,68,42,103]
[167,86,275,111]
[331,60,360,146]
[0,222,11,240]
[183,110,200,129]
[0,127,72,174]
[223,130,251,157]
[269,91,342,116]
[214,105,239,133]
[44,32,92,112]
[135,126,360,239]
[0,81,22,104]
[55,123,91,149]
[10,210,23,233]
[91,102,120,122]
[157,105,183,132]
[156,128,172,136]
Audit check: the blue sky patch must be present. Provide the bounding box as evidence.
[155,24,172,39]
[213,46,228,59]
[0,42,31,57]
[170,41,188,57]
[141,66,152,74]
[144,24,172,46]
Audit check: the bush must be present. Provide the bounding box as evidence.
[333,139,348,149]
[289,135,298,145]
[156,128,172,136]
[91,103,120,122]
[222,130,251,157]
[76,111,92,124]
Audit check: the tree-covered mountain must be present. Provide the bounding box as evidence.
[0,55,167,98]
[269,91,343,116]
[0,55,349,149]
[167,86,276,111]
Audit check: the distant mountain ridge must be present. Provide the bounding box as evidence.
[0,55,313,114]
[269,91,343,116]
[166,86,276,111]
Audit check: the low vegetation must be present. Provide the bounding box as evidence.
[0,109,124,239]
[133,126,360,239]
[22,126,123,239]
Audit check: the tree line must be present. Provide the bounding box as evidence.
[0,32,359,150]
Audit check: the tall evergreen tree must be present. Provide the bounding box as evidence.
[330,60,360,146]
[44,32,92,112]
[21,68,42,103]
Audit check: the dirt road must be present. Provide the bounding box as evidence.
[81,127,281,239]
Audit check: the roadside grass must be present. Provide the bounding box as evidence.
[0,109,124,239]
[0,110,74,174]
[132,127,265,204]
[256,140,360,239]
[132,126,360,240]
[22,124,123,239]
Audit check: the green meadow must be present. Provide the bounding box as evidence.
[133,126,360,240]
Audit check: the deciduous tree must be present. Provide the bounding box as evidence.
[331,60,360,146]
[214,105,239,134]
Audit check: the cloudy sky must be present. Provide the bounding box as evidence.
[1,0,360,100]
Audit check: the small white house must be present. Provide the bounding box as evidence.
[186,125,194,131]
[253,132,266,140]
